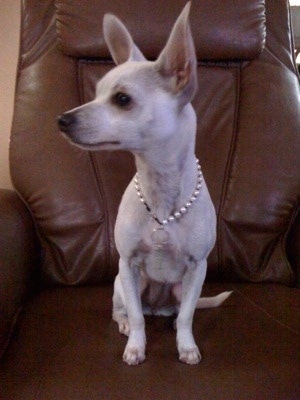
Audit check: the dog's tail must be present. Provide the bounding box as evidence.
[196,291,233,309]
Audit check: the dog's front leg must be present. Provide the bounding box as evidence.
[118,258,146,365]
[176,259,207,365]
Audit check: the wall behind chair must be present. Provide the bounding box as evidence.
[0,0,20,189]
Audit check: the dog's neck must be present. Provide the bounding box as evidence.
[134,151,198,223]
[133,105,198,222]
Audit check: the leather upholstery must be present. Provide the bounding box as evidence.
[0,189,40,358]
[1,283,300,400]
[9,0,300,287]
[1,1,299,399]
[56,0,266,60]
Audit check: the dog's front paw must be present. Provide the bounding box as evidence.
[123,345,145,366]
[178,345,202,365]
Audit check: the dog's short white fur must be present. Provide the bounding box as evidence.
[58,1,232,366]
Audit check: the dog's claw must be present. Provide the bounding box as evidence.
[123,347,146,366]
[179,346,202,365]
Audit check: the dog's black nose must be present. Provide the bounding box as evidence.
[57,113,76,133]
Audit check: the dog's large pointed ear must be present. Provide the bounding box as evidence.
[156,2,197,105]
[103,14,146,65]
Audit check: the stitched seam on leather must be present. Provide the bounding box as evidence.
[20,14,57,70]
[90,155,111,279]
[7,186,46,275]
[288,5,300,79]
[257,231,294,286]
[79,59,114,66]
[282,204,300,285]
[0,306,23,359]
[216,65,241,279]
[77,61,111,279]
[234,288,300,335]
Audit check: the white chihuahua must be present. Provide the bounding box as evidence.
[58,2,231,365]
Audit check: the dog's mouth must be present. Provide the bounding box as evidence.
[91,141,121,147]
[61,131,144,153]
[59,129,120,148]
[72,140,122,151]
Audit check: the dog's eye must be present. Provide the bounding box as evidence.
[113,92,132,108]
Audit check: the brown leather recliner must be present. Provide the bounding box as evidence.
[1,1,300,399]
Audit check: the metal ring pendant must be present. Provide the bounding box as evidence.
[151,226,170,249]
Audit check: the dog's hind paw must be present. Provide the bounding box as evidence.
[118,319,130,337]
[178,346,202,365]
[113,313,130,336]
[123,346,146,366]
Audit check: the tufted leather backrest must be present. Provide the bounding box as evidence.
[10,0,300,286]
[55,0,266,60]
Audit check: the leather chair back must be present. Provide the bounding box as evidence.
[10,0,300,286]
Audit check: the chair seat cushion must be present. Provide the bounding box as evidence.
[1,283,299,399]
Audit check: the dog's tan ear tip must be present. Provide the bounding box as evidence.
[183,1,192,17]
[103,13,115,20]
[103,13,115,27]
[103,13,123,34]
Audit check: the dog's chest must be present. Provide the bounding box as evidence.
[135,241,190,284]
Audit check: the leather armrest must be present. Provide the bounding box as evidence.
[287,207,300,288]
[0,189,42,358]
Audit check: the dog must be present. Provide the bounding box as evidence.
[58,1,232,366]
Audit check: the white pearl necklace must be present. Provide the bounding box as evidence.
[134,159,203,248]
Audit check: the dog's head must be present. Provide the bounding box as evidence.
[58,1,197,152]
